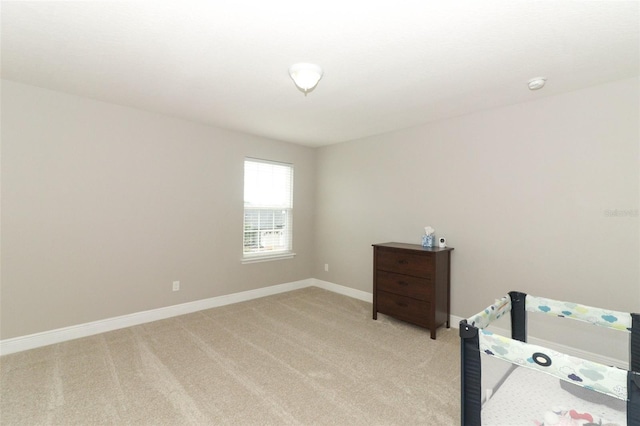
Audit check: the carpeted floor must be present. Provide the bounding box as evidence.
[0,287,460,425]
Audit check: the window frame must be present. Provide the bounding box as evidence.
[242,158,295,263]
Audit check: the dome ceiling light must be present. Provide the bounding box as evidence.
[289,63,323,95]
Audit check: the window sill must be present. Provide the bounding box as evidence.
[241,252,296,264]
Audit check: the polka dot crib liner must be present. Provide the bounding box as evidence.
[465,294,632,333]
[465,293,634,401]
[525,295,632,332]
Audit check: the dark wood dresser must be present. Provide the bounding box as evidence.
[372,242,454,339]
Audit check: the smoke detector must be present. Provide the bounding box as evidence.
[528,77,547,91]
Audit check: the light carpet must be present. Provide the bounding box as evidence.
[0,287,460,425]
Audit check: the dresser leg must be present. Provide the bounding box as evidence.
[430,329,436,340]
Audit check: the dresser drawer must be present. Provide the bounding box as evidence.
[376,270,432,301]
[377,291,430,327]
[375,249,433,276]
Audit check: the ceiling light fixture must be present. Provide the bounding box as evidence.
[289,63,323,95]
[528,77,547,91]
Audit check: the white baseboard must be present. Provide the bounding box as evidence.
[1,281,626,369]
[312,279,373,303]
[0,279,314,356]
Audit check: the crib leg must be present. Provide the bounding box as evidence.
[629,372,640,426]
[460,321,482,426]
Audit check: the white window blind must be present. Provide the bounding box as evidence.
[243,158,294,260]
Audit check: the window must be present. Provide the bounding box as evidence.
[243,158,294,261]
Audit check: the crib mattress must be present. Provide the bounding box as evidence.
[481,366,627,425]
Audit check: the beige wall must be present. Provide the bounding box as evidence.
[1,80,316,339]
[2,78,639,359]
[315,78,639,359]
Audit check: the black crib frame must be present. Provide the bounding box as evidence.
[459,291,640,426]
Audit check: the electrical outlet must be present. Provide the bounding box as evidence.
[324,264,329,272]
[172,281,180,291]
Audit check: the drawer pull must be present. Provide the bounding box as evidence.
[396,302,408,307]
[398,281,409,286]
[397,259,408,265]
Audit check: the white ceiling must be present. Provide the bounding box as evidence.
[2,1,639,147]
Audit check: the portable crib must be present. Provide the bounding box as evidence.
[459,291,639,425]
